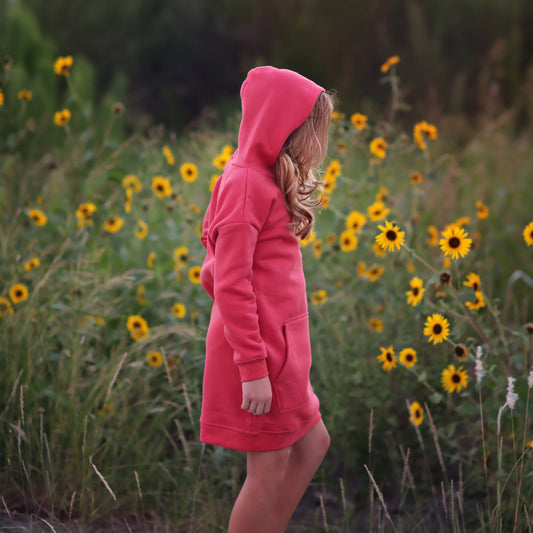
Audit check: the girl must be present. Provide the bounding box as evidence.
[200,66,334,532]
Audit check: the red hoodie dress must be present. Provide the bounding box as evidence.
[199,66,324,452]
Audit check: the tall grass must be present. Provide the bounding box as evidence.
[1,55,533,531]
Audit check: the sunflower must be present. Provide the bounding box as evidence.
[380,55,400,73]
[375,220,405,252]
[173,246,189,269]
[454,344,468,361]
[147,252,156,268]
[524,221,533,246]
[331,111,345,121]
[372,242,386,258]
[368,318,383,332]
[180,163,198,183]
[405,261,415,273]
[340,230,358,252]
[463,272,481,291]
[367,201,390,222]
[136,285,147,306]
[103,216,123,234]
[439,225,472,259]
[0,89,4,106]
[209,174,220,192]
[325,160,342,179]
[410,172,423,184]
[366,264,384,282]
[17,89,32,101]
[400,348,417,368]
[441,364,468,393]
[127,315,150,341]
[0,297,14,317]
[54,109,71,126]
[54,55,73,76]
[24,257,40,271]
[413,121,438,150]
[370,137,388,159]
[134,220,148,240]
[476,200,489,219]
[310,289,327,305]
[76,202,97,224]
[163,145,175,165]
[312,239,323,259]
[465,291,486,310]
[406,277,425,306]
[172,303,187,318]
[350,113,368,130]
[189,266,202,284]
[152,176,173,199]
[29,209,47,226]
[426,225,439,246]
[9,283,29,304]
[124,189,133,213]
[377,345,396,372]
[146,351,163,368]
[408,401,423,426]
[424,313,450,344]
[375,186,390,203]
[122,174,142,192]
[345,211,367,234]
[213,152,231,170]
[453,217,470,229]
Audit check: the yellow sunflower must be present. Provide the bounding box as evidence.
[377,345,396,372]
[465,291,485,310]
[366,264,384,282]
[454,344,468,361]
[127,315,150,341]
[311,289,327,305]
[410,172,423,185]
[76,202,97,223]
[406,277,425,306]
[189,266,202,284]
[24,258,40,272]
[9,283,29,304]
[18,89,32,101]
[163,145,175,165]
[0,297,14,317]
[375,220,405,252]
[210,174,220,192]
[441,364,468,394]
[135,220,148,240]
[368,318,383,332]
[350,113,368,130]
[370,137,388,159]
[213,152,231,170]
[29,209,47,226]
[173,246,189,268]
[426,225,439,246]
[300,232,316,247]
[439,226,472,259]
[339,230,358,252]
[424,313,450,344]
[171,303,187,318]
[0,88,4,106]
[367,201,390,222]
[180,162,198,183]
[146,351,163,368]
[122,174,142,192]
[413,121,438,150]
[54,109,71,126]
[375,186,390,203]
[312,239,323,259]
[476,200,489,219]
[380,55,400,73]
[463,273,481,291]
[345,211,367,234]
[524,221,533,246]
[147,251,156,268]
[400,348,417,368]
[54,55,73,76]
[152,176,173,199]
[103,216,123,234]
[408,401,423,426]
[325,160,342,179]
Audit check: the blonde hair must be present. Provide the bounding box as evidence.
[274,91,334,239]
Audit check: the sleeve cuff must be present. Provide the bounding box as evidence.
[236,357,269,382]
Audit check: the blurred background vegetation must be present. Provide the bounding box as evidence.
[2,0,533,131]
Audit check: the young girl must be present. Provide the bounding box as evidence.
[200,66,334,532]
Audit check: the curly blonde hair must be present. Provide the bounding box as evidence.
[274,91,334,239]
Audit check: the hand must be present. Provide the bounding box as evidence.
[241,376,272,416]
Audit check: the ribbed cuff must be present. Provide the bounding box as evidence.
[236,358,269,382]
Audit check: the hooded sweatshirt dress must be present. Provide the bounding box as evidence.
[199,66,324,452]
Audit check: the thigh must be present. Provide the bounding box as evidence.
[246,447,290,480]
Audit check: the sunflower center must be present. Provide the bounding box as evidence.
[406,354,413,362]
[133,321,141,329]
[449,237,460,248]
[16,290,22,297]
[473,282,479,291]
[433,324,442,334]
[157,185,163,191]
[455,346,465,357]
[530,230,533,238]
[452,374,461,383]
[413,288,419,296]
[386,230,397,241]
[386,352,392,362]
[415,409,421,418]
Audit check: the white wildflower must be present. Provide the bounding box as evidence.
[528,367,533,389]
[475,346,485,384]
[505,376,518,410]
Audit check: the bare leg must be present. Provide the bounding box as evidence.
[270,419,330,531]
[228,447,290,533]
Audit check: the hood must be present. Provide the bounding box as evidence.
[234,66,324,169]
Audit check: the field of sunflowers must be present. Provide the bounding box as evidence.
[1,52,533,532]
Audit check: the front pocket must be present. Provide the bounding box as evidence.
[274,313,313,413]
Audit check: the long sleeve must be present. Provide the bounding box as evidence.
[213,222,269,382]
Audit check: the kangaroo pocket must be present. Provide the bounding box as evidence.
[273,313,313,413]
